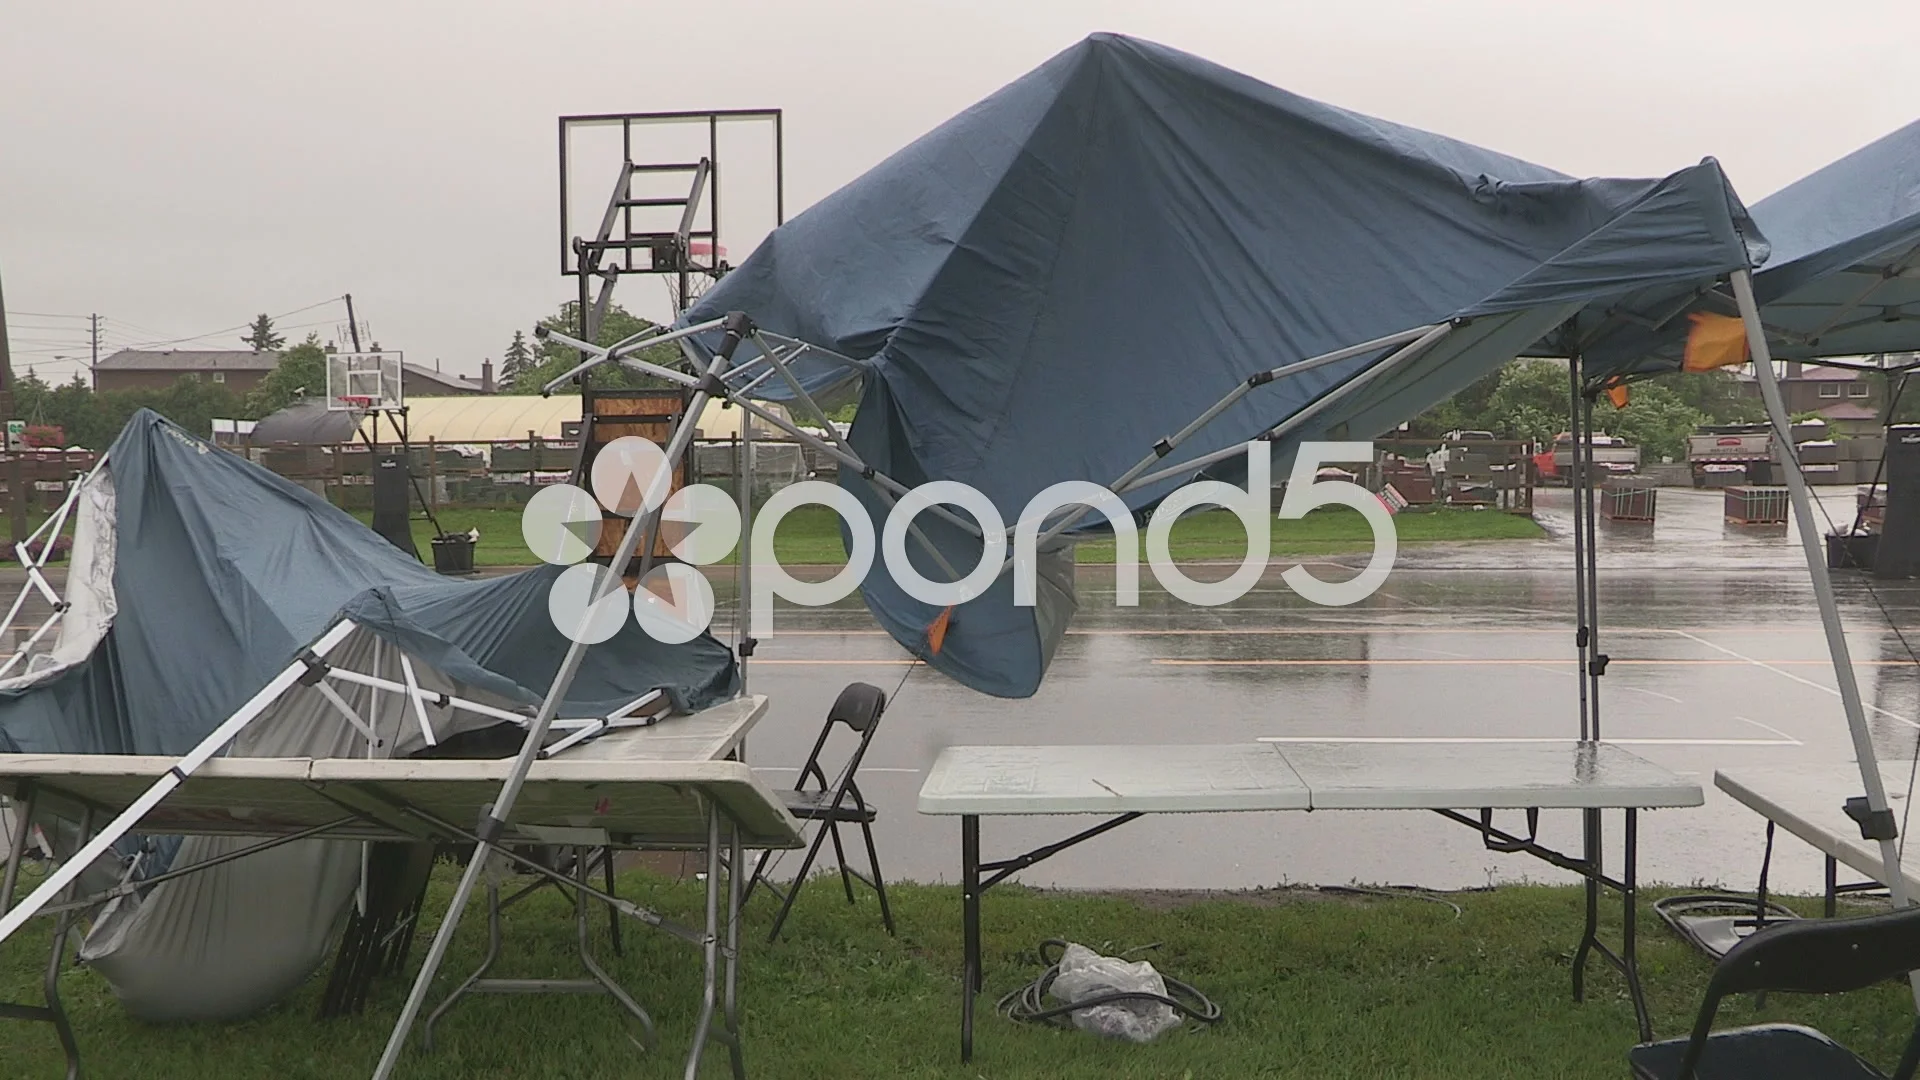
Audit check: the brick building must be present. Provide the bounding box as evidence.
[92,349,495,397]
[92,349,279,392]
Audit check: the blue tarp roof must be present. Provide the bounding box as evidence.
[0,410,739,756]
[688,33,1764,697]
[1589,118,1920,376]
[1743,119,1920,359]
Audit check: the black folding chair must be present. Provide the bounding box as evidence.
[746,682,894,942]
[1629,903,1920,1080]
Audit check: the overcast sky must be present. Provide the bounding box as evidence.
[4,1,1916,384]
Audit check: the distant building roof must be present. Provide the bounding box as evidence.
[1816,402,1880,421]
[401,361,490,394]
[94,349,280,372]
[360,395,578,442]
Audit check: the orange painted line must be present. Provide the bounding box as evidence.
[1153,658,1920,667]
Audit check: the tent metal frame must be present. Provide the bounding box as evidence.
[371,314,759,1080]
[0,610,743,1079]
[0,454,106,682]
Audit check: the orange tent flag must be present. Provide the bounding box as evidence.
[1605,379,1630,409]
[1683,312,1750,372]
[926,605,954,655]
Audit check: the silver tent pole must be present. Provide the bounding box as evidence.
[370,313,754,1079]
[1733,271,1917,1000]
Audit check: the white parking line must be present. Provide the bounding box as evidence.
[1674,629,1920,731]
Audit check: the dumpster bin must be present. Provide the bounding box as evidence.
[1827,531,1878,571]
[431,534,477,575]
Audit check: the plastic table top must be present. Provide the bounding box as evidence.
[1716,764,1920,896]
[918,741,1703,816]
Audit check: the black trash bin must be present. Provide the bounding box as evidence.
[431,534,477,575]
[1827,530,1878,571]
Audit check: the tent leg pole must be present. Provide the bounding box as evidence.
[1568,359,1592,742]
[371,317,752,1080]
[1580,385,1604,741]
[1733,269,1920,1008]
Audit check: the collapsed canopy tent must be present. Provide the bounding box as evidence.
[683,32,1764,697]
[0,409,737,1018]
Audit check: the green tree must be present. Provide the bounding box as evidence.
[1604,381,1706,463]
[1663,370,1764,425]
[247,332,328,415]
[1483,360,1572,444]
[1405,367,1507,438]
[241,313,285,352]
[509,301,678,394]
[501,330,534,382]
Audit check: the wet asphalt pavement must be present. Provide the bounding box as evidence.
[6,484,1915,895]
[716,484,1920,895]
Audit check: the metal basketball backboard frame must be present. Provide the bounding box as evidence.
[559,109,783,328]
[325,351,405,412]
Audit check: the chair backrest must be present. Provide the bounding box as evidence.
[826,682,887,734]
[1669,904,1920,1080]
[1711,903,1920,997]
[797,683,887,794]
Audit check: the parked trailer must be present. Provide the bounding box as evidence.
[1688,424,1775,487]
[1534,432,1640,485]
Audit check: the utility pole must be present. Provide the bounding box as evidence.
[0,268,21,543]
[89,312,100,369]
[344,293,363,353]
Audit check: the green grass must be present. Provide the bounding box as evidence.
[0,871,1911,1079]
[360,505,1544,569]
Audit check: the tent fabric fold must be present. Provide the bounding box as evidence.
[0,409,741,1020]
[686,33,1763,697]
[0,409,739,759]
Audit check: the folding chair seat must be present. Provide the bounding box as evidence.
[745,682,894,942]
[1628,903,1920,1080]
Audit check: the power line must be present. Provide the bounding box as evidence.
[119,296,346,349]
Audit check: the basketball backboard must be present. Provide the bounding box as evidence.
[326,351,404,411]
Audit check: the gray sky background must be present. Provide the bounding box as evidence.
[4,1,1916,384]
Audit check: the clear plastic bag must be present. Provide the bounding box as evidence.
[1047,942,1182,1043]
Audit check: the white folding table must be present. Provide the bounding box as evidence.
[919,740,1702,1061]
[1716,764,1920,917]
[0,694,798,1080]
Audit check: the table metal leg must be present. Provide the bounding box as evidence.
[723,819,746,1080]
[1572,807,1600,1003]
[686,798,745,1079]
[0,804,88,1080]
[423,878,503,1052]
[0,786,36,915]
[1621,810,1650,1042]
[961,814,980,1064]
[1756,820,1778,927]
[603,848,624,957]
[1826,854,1840,918]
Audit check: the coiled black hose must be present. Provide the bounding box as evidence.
[996,939,1223,1032]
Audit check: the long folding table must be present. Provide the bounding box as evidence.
[0,694,800,1079]
[918,740,1703,1061]
[1716,764,1920,915]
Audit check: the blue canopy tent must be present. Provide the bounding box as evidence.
[666,33,1764,699]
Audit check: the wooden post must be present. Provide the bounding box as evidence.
[427,436,438,511]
